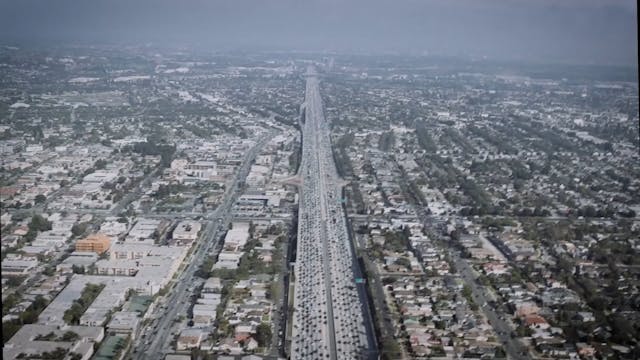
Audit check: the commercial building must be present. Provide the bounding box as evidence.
[75,234,111,254]
[107,311,141,337]
[172,221,202,245]
[2,324,104,360]
[1,254,39,276]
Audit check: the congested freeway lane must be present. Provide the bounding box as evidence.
[291,67,371,360]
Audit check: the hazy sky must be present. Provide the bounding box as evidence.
[0,0,637,66]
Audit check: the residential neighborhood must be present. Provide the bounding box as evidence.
[1,35,638,360]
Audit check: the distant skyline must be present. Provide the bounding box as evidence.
[0,0,637,66]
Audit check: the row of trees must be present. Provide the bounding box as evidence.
[288,145,301,174]
[378,131,395,152]
[467,124,517,155]
[63,283,105,325]
[574,205,635,219]
[459,178,491,209]
[441,127,476,154]
[415,124,437,152]
[154,183,189,199]
[34,330,79,342]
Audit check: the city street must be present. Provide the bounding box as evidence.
[132,131,278,359]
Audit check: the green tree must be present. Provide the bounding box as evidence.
[380,337,402,360]
[28,214,52,232]
[2,293,21,315]
[42,266,56,276]
[32,295,48,311]
[71,223,88,237]
[462,285,472,300]
[60,331,79,342]
[255,323,272,347]
[24,228,37,242]
[94,159,108,170]
[34,194,46,204]
[5,276,26,287]
[394,257,412,270]
[3,321,21,344]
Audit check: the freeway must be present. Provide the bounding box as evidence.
[131,130,277,359]
[291,67,372,360]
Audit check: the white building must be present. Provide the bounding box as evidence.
[172,221,202,243]
[202,277,222,293]
[213,251,243,270]
[185,161,218,180]
[107,311,141,337]
[1,255,39,275]
[222,222,250,250]
[99,217,128,237]
[2,324,104,360]
[127,218,162,240]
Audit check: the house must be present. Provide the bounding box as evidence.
[218,338,243,354]
[576,343,596,357]
[13,226,29,236]
[234,323,255,342]
[535,337,567,357]
[524,314,550,329]
[483,262,509,275]
[202,277,222,292]
[409,332,432,347]
[192,304,217,321]
[576,311,595,322]
[176,328,207,350]
[515,301,540,317]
